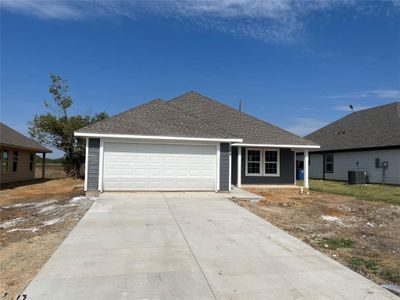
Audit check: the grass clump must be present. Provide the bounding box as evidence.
[349,257,379,272]
[380,267,400,284]
[318,237,354,250]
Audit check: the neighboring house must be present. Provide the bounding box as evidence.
[75,91,319,193]
[0,122,52,184]
[297,102,400,185]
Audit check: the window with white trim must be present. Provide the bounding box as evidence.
[246,148,280,176]
[246,149,261,175]
[264,150,278,175]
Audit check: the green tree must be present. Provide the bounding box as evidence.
[29,73,108,177]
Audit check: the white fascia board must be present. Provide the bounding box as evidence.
[231,143,320,149]
[74,132,242,143]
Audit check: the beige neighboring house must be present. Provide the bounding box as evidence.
[0,122,51,185]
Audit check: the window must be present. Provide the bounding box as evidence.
[264,150,279,175]
[29,154,34,171]
[246,149,261,175]
[13,151,18,172]
[2,151,8,173]
[246,148,280,176]
[324,153,334,173]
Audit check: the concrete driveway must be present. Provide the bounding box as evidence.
[25,192,395,299]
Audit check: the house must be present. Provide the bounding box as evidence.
[75,92,319,193]
[0,122,52,184]
[297,102,400,185]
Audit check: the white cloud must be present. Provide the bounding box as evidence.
[286,117,327,136]
[330,89,400,100]
[2,0,399,44]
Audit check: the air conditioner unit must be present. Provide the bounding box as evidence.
[348,171,368,184]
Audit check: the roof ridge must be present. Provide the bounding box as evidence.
[305,101,400,138]
[167,95,239,139]
[170,91,315,144]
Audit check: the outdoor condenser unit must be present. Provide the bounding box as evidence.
[348,171,368,184]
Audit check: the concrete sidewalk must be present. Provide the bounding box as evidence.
[24,192,396,299]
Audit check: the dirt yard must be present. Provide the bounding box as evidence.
[234,188,400,288]
[35,163,66,179]
[0,178,94,300]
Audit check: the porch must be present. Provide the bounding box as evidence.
[230,145,312,190]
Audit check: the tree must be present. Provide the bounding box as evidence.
[29,73,108,177]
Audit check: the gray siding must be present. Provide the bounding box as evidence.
[219,143,230,191]
[308,149,400,185]
[87,138,100,191]
[232,147,295,185]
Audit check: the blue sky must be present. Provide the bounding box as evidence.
[1,0,400,158]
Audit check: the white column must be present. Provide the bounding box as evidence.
[237,146,242,187]
[304,150,309,189]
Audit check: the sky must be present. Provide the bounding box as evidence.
[1,0,400,158]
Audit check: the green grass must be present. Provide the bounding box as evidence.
[349,257,379,272]
[380,267,400,284]
[298,179,400,205]
[318,237,354,250]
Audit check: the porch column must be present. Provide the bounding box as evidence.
[304,150,309,189]
[237,146,242,187]
[42,152,46,179]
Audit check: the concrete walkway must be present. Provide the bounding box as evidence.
[24,192,395,299]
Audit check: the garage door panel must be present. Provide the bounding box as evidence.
[103,142,217,191]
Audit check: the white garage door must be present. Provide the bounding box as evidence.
[103,142,217,191]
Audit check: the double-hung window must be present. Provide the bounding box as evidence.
[246,148,280,176]
[2,151,8,173]
[264,150,279,175]
[324,153,334,173]
[246,149,262,175]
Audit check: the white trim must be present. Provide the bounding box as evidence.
[237,146,242,187]
[263,149,280,177]
[304,150,309,189]
[84,137,88,191]
[216,144,220,192]
[245,148,263,176]
[245,148,280,177]
[232,143,320,149]
[98,138,104,192]
[228,144,232,191]
[75,132,242,143]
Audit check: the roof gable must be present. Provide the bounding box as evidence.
[305,102,400,151]
[0,123,51,153]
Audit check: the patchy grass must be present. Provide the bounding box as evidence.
[318,237,354,250]
[298,179,400,205]
[380,267,400,285]
[349,257,379,272]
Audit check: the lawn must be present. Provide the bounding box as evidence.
[298,179,400,205]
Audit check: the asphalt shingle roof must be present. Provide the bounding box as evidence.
[305,102,400,152]
[77,92,316,146]
[76,99,237,139]
[0,123,51,153]
[169,92,317,145]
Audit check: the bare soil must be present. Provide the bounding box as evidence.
[0,178,93,300]
[234,188,400,286]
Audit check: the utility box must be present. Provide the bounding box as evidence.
[348,171,368,184]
